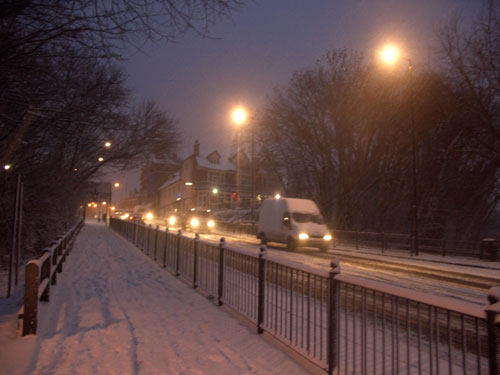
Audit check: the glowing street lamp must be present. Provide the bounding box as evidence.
[4,164,12,170]
[231,107,247,126]
[379,43,419,256]
[98,157,104,162]
[379,44,400,65]
[104,141,112,148]
[114,182,120,188]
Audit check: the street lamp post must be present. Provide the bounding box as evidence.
[380,44,419,256]
[231,107,256,222]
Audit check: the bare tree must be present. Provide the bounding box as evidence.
[258,48,500,242]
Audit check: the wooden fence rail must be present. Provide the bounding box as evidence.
[18,219,84,336]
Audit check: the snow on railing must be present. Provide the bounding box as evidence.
[18,219,84,336]
[110,218,500,375]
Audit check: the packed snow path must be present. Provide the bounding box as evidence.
[24,221,311,375]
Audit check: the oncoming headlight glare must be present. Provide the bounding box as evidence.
[168,216,176,225]
[191,218,200,227]
[298,233,309,240]
[208,220,215,228]
[323,234,332,241]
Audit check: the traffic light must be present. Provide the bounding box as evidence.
[232,192,239,202]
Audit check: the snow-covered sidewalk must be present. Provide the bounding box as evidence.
[0,221,313,375]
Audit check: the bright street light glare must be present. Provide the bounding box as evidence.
[380,44,399,64]
[104,141,111,148]
[114,182,120,188]
[98,157,104,162]
[3,164,11,170]
[231,107,247,126]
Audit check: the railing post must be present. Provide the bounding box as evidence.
[175,230,181,276]
[134,223,139,246]
[163,228,169,268]
[217,237,226,306]
[193,233,199,288]
[257,244,267,334]
[486,286,500,375]
[146,224,151,256]
[153,225,159,260]
[327,259,341,375]
[142,223,146,251]
[23,262,39,336]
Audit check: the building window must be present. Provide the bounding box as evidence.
[209,171,224,185]
[197,191,209,208]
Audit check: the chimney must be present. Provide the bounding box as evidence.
[193,140,200,157]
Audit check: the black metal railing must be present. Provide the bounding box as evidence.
[110,218,500,375]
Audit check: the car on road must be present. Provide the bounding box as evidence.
[164,212,186,229]
[257,197,332,252]
[184,209,216,233]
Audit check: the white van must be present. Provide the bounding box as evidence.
[257,198,332,252]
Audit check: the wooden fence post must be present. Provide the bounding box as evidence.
[23,262,40,336]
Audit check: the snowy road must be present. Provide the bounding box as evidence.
[17,222,311,375]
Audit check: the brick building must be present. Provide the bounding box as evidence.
[157,140,281,217]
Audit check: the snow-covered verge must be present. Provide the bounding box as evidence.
[0,221,313,375]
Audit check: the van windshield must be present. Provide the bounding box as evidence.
[292,212,324,224]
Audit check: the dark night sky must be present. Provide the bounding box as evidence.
[112,0,483,200]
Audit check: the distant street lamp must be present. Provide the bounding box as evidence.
[212,188,218,210]
[98,157,104,162]
[379,43,419,256]
[114,182,120,188]
[104,141,112,148]
[231,106,256,222]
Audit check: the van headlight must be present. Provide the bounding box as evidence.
[191,218,199,227]
[298,233,309,240]
[208,220,215,228]
[323,234,332,241]
[168,216,176,225]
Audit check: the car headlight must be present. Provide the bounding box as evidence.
[168,216,176,225]
[145,212,153,220]
[191,218,199,227]
[298,233,309,240]
[208,220,215,227]
[323,234,332,241]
